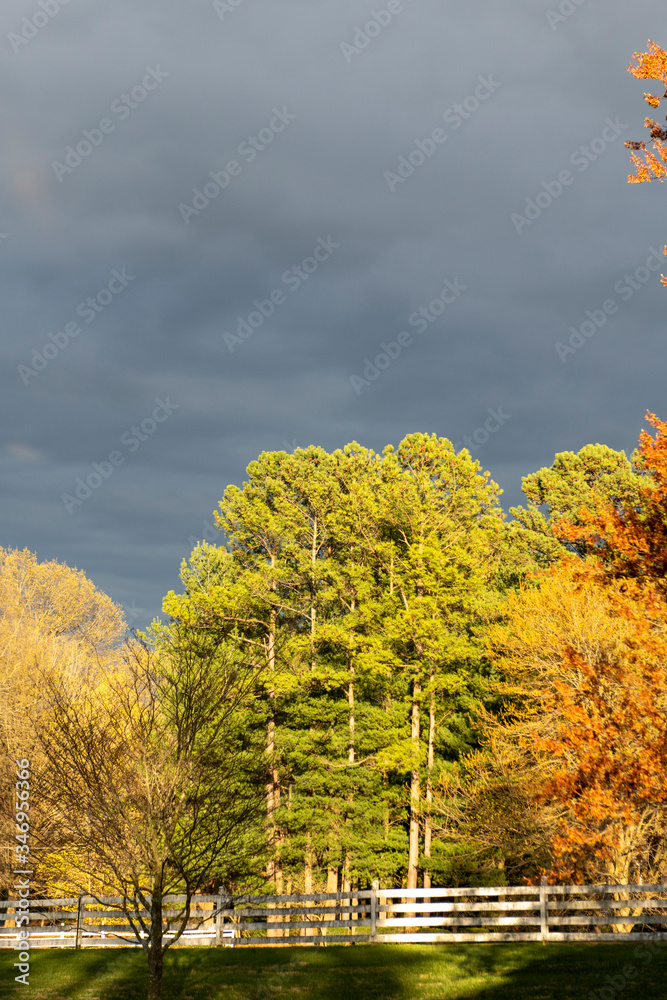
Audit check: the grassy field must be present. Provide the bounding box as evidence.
[1,942,666,999]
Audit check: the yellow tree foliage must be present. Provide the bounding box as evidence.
[0,547,126,894]
[626,40,667,285]
[0,547,125,743]
[0,546,125,651]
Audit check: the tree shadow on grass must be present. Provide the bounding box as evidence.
[2,940,666,1000]
[0,948,147,999]
[310,940,667,1000]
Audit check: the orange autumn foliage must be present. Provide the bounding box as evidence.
[558,413,667,595]
[536,639,667,884]
[536,415,667,883]
[435,566,630,885]
[626,41,667,285]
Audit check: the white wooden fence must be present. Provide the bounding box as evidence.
[1,883,667,947]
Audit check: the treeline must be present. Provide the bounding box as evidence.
[153,420,667,892]
[157,434,509,896]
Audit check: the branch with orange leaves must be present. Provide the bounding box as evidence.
[553,412,667,598]
[534,620,667,885]
[626,41,667,285]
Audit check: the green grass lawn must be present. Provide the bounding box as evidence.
[1,942,666,999]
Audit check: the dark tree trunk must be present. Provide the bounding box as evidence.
[147,951,163,1000]
[146,888,164,1000]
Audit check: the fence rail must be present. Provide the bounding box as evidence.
[1,883,667,947]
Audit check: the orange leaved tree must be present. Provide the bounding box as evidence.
[431,560,636,886]
[536,414,667,885]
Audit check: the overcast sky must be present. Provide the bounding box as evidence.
[2,0,665,630]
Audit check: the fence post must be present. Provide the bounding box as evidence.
[371,880,379,943]
[75,895,85,950]
[215,894,223,948]
[539,877,549,945]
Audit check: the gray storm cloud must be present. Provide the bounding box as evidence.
[1,0,664,626]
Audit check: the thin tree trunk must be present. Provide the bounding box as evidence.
[304,843,314,895]
[303,837,314,937]
[341,644,355,932]
[266,597,283,936]
[423,672,435,897]
[299,521,321,937]
[383,695,390,842]
[325,865,338,926]
[342,852,351,935]
[403,676,422,925]
[348,599,356,766]
[348,664,355,765]
[407,527,425,912]
[407,679,421,893]
[342,857,351,893]
[266,605,280,882]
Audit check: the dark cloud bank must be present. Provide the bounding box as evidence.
[1,0,665,628]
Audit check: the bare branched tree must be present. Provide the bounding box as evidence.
[30,629,266,1000]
